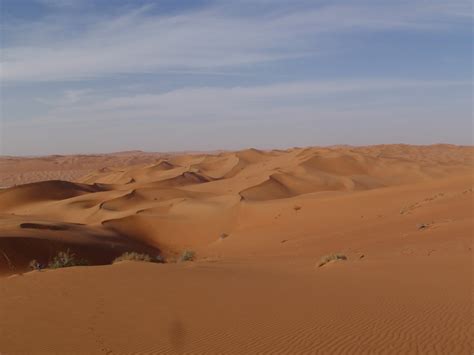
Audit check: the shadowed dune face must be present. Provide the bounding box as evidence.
[0,144,472,274]
[0,215,160,274]
[0,144,472,353]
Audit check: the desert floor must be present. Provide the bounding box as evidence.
[0,145,472,354]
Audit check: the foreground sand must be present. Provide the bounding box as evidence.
[1,255,471,354]
[0,144,472,353]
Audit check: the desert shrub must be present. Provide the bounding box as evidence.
[48,249,89,269]
[113,252,152,263]
[113,252,165,264]
[29,259,42,271]
[318,253,347,267]
[179,250,195,262]
[155,255,165,263]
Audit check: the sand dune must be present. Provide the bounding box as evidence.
[0,151,168,188]
[0,144,472,353]
[0,180,106,211]
[1,144,471,273]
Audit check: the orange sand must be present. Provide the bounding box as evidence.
[0,144,472,354]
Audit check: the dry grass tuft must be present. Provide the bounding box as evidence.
[113,252,164,263]
[29,259,42,271]
[318,253,347,267]
[179,250,196,262]
[48,250,89,269]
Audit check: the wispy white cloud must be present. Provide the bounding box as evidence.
[10,79,469,126]
[1,0,471,82]
[4,78,471,155]
[35,89,91,106]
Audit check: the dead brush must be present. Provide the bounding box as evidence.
[318,253,347,267]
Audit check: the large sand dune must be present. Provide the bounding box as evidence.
[0,144,472,354]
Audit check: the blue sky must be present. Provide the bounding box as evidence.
[1,0,472,155]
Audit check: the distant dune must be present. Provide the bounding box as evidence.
[0,144,472,354]
[0,151,166,188]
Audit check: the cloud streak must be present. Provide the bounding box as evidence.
[2,0,471,82]
[4,78,471,155]
[9,79,469,127]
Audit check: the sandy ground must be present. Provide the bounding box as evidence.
[0,144,472,354]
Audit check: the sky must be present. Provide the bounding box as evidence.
[0,0,472,155]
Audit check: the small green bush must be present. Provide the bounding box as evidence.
[48,250,88,269]
[318,253,347,267]
[179,250,195,262]
[113,252,165,264]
